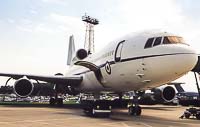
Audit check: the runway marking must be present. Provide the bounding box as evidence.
[121,122,131,127]
[101,122,131,127]
[138,122,153,127]
[0,117,85,124]
[102,122,154,127]
[136,118,199,126]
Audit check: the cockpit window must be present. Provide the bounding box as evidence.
[163,37,170,44]
[144,36,187,49]
[144,38,154,48]
[167,36,184,44]
[153,37,162,46]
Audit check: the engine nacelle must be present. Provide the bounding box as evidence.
[13,78,34,97]
[76,49,88,60]
[152,86,176,102]
[14,78,55,97]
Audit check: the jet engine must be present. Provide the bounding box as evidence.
[13,78,54,97]
[76,49,88,60]
[13,78,34,97]
[152,86,176,102]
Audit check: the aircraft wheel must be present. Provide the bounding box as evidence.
[196,113,200,120]
[49,98,56,106]
[57,98,63,107]
[135,106,142,116]
[128,106,135,115]
[84,108,93,116]
[184,112,190,119]
[128,106,142,116]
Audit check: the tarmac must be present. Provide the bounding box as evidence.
[0,104,200,127]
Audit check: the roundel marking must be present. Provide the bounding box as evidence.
[105,61,111,75]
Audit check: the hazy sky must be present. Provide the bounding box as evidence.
[0,0,200,91]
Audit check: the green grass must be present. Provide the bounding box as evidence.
[64,100,79,104]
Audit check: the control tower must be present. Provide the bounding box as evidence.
[82,14,99,54]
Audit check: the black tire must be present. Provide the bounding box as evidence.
[196,113,200,120]
[84,108,93,116]
[57,98,63,107]
[128,106,135,115]
[185,113,190,119]
[128,106,142,116]
[49,98,55,106]
[135,106,142,116]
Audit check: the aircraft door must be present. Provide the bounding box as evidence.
[114,40,125,62]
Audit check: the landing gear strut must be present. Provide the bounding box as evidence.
[128,105,142,116]
[128,93,142,116]
[49,84,63,106]
[49,97,63,106]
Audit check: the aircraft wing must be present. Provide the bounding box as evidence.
[0,73,83,86]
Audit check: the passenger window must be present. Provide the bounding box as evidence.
[163,37,170,44]
[144,38,154,48]
[153,37,162,46]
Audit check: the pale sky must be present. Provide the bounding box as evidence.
[0,0,200,91]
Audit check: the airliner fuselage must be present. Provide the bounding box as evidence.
[66,31,197,93]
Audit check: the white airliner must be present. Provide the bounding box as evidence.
[0,30,198,116]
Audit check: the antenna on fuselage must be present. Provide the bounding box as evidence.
[82,13,99,54]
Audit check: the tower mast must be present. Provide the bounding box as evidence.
[82,14,99,54]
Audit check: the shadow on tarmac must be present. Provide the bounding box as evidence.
[0,102,82,109]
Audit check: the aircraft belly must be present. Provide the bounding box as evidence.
[78,72,106,92]
[102,61,143,91]
[138,54,197,89]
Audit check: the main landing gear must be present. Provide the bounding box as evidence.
[49,84,63,107]
[81,94,112,117]
[49,97,63,106]
[82,99,112,117]
[128,104,142,116]
[81,93,142,118]
[128,93,142,116]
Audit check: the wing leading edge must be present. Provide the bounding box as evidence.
[0,73,83,86]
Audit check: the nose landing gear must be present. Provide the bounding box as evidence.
[128,92,142,116]
[128,105,142,116]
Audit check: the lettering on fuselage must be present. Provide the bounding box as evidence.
[92,50,114,62]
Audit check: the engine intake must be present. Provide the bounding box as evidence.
[153,86,176,102]
[13,78,55,97]
[14,78,34,97]
[76,49,88,60]
[162,86,176,101]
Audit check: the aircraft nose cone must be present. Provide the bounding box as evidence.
[178,46,198,73]
[191,55,200,73]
